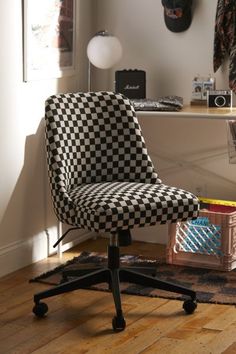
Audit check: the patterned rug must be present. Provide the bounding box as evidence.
[30,251,236,305]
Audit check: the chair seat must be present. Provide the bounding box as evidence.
[68,181,199,233]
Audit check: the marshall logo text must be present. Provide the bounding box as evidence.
[124,84,140,90]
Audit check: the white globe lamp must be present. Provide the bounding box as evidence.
[87,30,122,91]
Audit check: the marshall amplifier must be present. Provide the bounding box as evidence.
[115,69,146,99]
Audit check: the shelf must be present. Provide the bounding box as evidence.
[136,105,236,120]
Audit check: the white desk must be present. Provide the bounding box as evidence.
[136,106,236,120]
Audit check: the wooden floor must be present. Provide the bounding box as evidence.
[1,238,236,354]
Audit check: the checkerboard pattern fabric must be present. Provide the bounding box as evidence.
[45,91,199,233]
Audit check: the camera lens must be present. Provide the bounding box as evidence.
[214,95,226,107]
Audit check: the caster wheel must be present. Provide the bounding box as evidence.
[183,299,197,314]
[112,316,126,332]
[33,302,48,318]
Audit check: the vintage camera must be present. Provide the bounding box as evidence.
[207,90,232,108]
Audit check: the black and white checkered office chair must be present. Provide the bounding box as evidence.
[33,92,199,331]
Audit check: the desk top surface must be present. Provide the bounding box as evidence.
[136,105,236,120]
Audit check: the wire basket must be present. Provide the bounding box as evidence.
[174,217,223,256]
[167,210,236,271]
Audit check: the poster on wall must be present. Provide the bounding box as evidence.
[23,0,76,82]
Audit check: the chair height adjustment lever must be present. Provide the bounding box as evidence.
[53,227,80,248]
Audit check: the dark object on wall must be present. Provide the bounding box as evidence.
[162,0,193,33]
[115,69,146,99]
[214,0,236,93]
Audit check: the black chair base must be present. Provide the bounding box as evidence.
[32,241,197,332]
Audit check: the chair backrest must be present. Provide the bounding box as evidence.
[45,92,161,196]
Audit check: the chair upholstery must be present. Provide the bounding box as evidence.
[32,92,199,331]
[45,91,199,231]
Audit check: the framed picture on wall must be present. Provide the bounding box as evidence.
[23,0,76,82]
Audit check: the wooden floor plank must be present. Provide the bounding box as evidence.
[222,341,236,354]
[139,328,219,354]
[30,297,168,354]
[83,301,202,354]
[203,323,236,354]
[0,238,236,354]
[77,303,232,354]
[1,291,113,354]
[203,306,236,331]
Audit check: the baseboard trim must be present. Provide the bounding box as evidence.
[61,231,97,253]
[0,226,166,278]
[0,230,95,278]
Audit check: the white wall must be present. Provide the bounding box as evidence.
[0,0,94,277]
[94,0,236,243]
[94,0,230,99]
